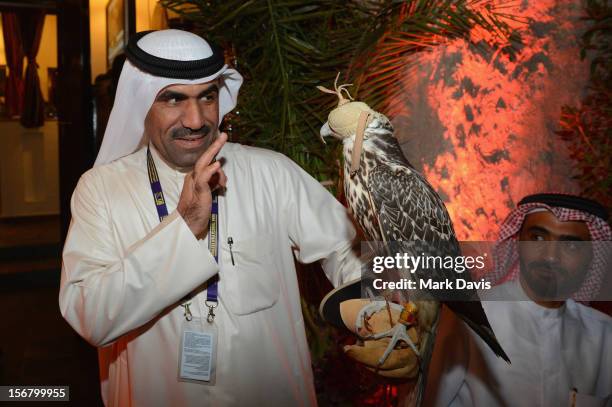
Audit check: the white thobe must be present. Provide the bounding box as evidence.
[59,143,362,406]
[425,280,612,406]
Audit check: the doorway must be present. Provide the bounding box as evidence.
[0,0,100,404]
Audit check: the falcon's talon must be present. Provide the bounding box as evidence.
[377,323,420,367]
[368,327,394,340]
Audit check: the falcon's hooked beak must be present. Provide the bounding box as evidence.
[319,121,339,144]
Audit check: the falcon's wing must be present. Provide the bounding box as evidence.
[368,166,457,244]
[367,164,462,295]
[367,164,510,363]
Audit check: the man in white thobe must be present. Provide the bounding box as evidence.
[425,193,612,407]
[59,29,361,406]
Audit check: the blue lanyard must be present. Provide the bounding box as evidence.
[147,147,219,318]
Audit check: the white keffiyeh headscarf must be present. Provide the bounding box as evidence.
[491,193,611,302]
[94,29,243,166]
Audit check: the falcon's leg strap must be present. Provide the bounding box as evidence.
[352,301,421,367]
[355,301,402,339]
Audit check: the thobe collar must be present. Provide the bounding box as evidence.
[148,143,190,178]
[146,142,230,197]
[511,279,566,319]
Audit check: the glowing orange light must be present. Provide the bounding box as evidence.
[392,0,588,240]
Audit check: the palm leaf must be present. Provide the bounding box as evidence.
[160,0,520,185]
[346,0,520,115]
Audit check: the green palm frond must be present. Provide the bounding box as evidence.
[162,0,355,182]
[160,0,520,184]
[345,0,521,114]
[557,0,612,212]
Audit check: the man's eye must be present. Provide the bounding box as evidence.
[167,98,178,105]
[563,241,579,252]
[200,93,217,103]
[531,234,545,241]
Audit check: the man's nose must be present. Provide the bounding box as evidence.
[181,99,205,130]
[541,241,561,263]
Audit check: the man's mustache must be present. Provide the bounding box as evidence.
[527,260,568,277]
[171,125,212,139]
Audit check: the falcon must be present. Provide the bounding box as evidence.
[318,78,509,404]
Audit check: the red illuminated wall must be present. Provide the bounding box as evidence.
[392,0,589,240]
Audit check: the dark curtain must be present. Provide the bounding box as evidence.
[19,11,46,128]
[1,13,24,118]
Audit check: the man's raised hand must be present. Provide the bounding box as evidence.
[177,132,228,238]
